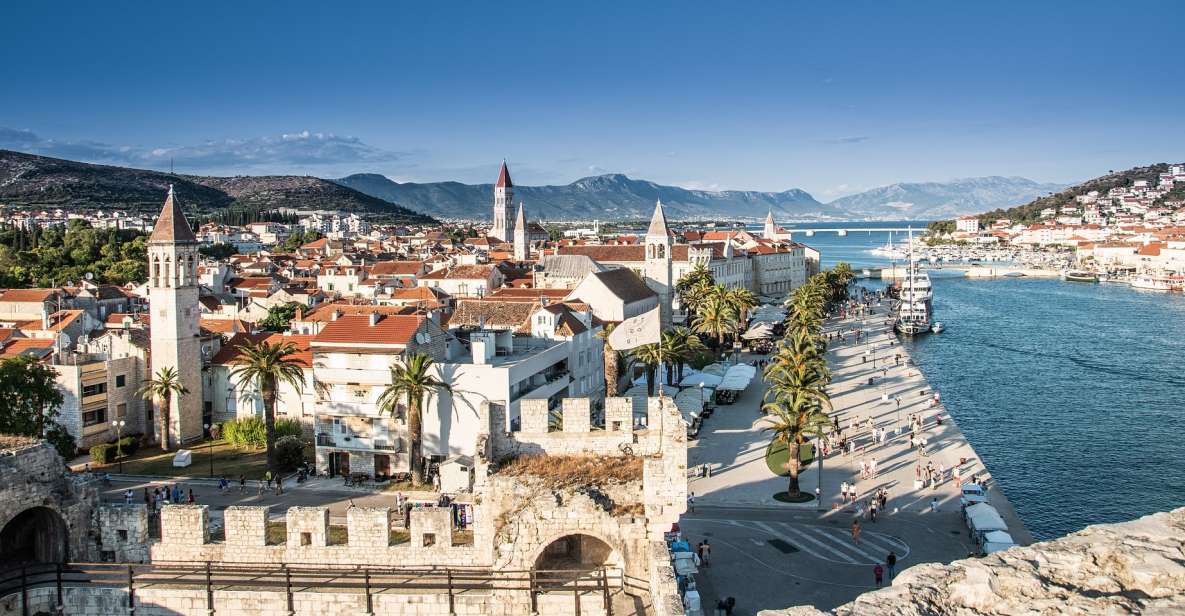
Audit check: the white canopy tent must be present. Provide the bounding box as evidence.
[679,371,723,388]
[981,530,1016,554]
[741,323,775,340]
[965,503,1009,535]
[718,364,757,391]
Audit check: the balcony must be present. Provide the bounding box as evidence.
[512,371,571,403]
[315,400,384,417]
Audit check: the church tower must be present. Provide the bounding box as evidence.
[491,161,514,242]
[147,186,204,446]
[644,199,674,327]
[513,201,530,261]
[763,210,777,239]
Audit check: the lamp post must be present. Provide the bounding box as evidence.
[204,423,214,478]
[110,419,126,474]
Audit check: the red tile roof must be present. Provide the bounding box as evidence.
[496,161,513,188]
[149,186,198,243]
[311,314,425,347]
[486,288,571,302]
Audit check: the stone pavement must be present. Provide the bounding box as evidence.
[682,300,1033,613]
[688,301,1031,543]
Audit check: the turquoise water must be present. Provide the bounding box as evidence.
[765,222,1185,540]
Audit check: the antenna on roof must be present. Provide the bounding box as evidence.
[170,157,174,174]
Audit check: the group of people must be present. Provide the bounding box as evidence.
[131,484,194,510]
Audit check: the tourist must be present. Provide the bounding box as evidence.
[887,551,898,579]
[124,488,134,504]
[264,470,273,490]
[142,487,150,507]
[841,481,849,502]
[239,474,246,494]
[687,491,696,513]
[870,499,878,522]
[873,563,884,587]
[851,519,862,544]
[930,497,939,513]
[187,488,195,503]
[870,458,878,478]
[218,476,228,492]
[698,539,711,567]
[275,474,284,495]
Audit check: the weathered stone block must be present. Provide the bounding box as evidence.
[286,506,329,548]
[409,506,453,549]
[562,398,591,433]
[225,505,269,546]
[520,399,550,433]
[348,506,392,548]
[160,504,209,546]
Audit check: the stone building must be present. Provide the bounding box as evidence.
[0,436,98,564]
[146,186,205,445]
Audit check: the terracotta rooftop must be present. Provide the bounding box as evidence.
[419,265,496,280]
[486,288,571,302]
[311,314,425,347]
[213,333,313,368]
[0,338,56,360]
[450,299,536,334]
[370,261,425,277]
[0,288,61,303]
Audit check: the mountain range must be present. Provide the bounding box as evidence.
[0,150,436,224]
[0,148,1067,222]
[336,173,1067,221]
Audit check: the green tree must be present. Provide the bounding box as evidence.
[692,294,738,347]
[762,392,831,498]
[260,302,304,332]
[661,327,707,384]
[138,366,190,452]
[630,343,664,396]
[376,352,452,486]
[228,341,307,473]
[0,356,73,457]
[199,242,239,260]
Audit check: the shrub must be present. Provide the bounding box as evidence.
[274,435,304,471]
[117,435,139,456]
[222,417,267,449]
[275,419,303,440]
[89,443,112,465]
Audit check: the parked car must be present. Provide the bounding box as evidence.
[959,483,989,509]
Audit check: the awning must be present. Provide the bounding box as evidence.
[679,371,723,388]
[965,503,1008,533]
[718,364,757,391]
[674,388,707,423]
[742,323,775,340]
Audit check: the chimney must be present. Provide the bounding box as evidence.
[295,307,303,321]
[42,310,50,331]
[368,312,380,327]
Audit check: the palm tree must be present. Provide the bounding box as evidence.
[661,327,707,384]
[676,263,714,317]
[692,295,738,348]
[376,352,452,486]
[596,324,622,397]
[725,287,758,325]
[762,392,831,498]
[229,340,307,473]
[630,343,664,396]
[138,366,190,452]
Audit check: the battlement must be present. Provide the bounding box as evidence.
[486,396,683,460]
[152,503,485,568]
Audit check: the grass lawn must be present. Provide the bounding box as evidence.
[765,440,816,477]
[93,439,312,479]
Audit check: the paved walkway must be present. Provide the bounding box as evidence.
[688,301,1032,543]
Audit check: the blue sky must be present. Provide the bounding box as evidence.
[2,1,1182,199]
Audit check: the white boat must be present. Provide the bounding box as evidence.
[931,322,945,333]
[1131,274,1175,291]
[895,227,933,336]
[870,243,907,260]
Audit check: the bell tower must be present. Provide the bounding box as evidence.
[491,161,514,241]
[513,201,530,261]
[644,199,674,327]
[147,185,204,445]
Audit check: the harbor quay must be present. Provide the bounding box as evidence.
[681,299,1031,611]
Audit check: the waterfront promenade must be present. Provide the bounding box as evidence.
[681,300,1031,611]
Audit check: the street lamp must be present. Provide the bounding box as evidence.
[204,423,214,478]
[110,419,126,474]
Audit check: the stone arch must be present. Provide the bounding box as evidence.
[0,506,69,564]
[532,530,624,573]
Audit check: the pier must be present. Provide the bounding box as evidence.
[862,266,1061,280]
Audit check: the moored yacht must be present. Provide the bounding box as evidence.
[894,227,934,336]
[1131,273,1175,291]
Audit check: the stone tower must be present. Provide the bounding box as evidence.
[644,199,674,327]
[147,186,203,446]
[764,210,777,239]
[491,161,514,242]
[513,201,529,261]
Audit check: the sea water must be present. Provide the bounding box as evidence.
[759,221,1185,540]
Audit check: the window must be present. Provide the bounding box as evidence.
[83,382,107,397]
[83,408,107,426]
[116,374,126,388]
[116,403,127,419]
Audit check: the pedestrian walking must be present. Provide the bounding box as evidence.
[219,476,228,492]
[698,540,711,567]
[930,496,939,513]
[887,551,898,579]
[264,470,273,490]
[187,488,194,504]
[851,519,862,544]
[874,563,884,587]
[840,481,849,503]
[239,474,246,493]
[124,489,134,504]
[687,491,696,513]
[870,500,878,522]
[870,458,878,478]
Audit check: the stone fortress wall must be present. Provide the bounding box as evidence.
[0,396,689,616]
[0,440,99,563]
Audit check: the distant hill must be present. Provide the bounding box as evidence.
[0,150,436,224]
[973,163,1170,224]
[335,172,837,221]
[827,176,1069,220]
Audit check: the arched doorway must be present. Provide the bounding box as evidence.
[0,507,68,564]
[534,533,622,572]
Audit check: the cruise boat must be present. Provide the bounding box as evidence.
[894,228,933,336]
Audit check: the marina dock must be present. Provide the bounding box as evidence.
[867,265,1061,280]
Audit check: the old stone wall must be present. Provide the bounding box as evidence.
[97,505,149,562]
[0,441,98,562]
[648,541,685,616]
[150,503,483,567]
